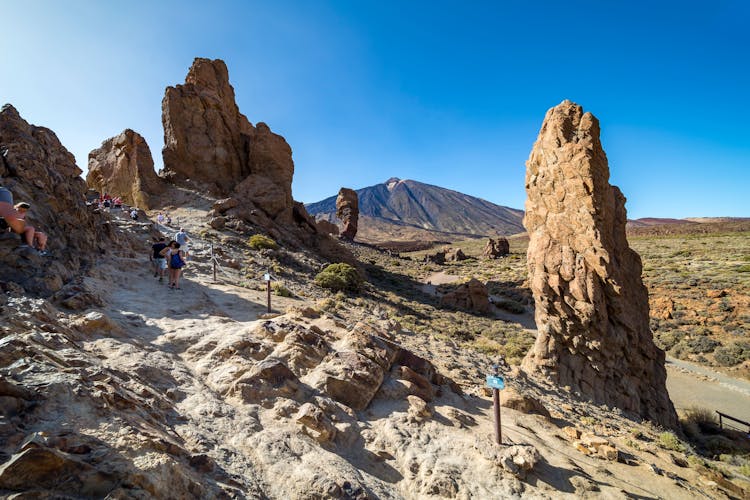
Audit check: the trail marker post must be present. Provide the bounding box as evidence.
[264,272,271,312]
[486,366,505,445]
[211,244,217,283]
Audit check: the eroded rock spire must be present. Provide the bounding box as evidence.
[521,100,678,428]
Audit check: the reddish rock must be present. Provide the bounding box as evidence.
[520,100,677,428]
[439,278,490,314]
[483,237,510,259]
[0,104,113,296]
[316,219,339,237]
[161,58,294,223]
[86,129,164,209]
[444,247,467,262]
[336,188,358,240]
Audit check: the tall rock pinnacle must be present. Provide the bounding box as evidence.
[161,58,294,223]
[336,187,359,241]
[521,100,678,428]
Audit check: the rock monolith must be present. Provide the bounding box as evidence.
[161,58,294,223]
[483,237,509,259]
[521,100,677,428]
[336,188,358,240]
[87,129,164,209]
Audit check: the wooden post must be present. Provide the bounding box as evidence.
[493,387,501,445]
[266,279,271,313]
[211,244,216,282]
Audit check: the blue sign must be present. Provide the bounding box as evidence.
[486,375,505,390]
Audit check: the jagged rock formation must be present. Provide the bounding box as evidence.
[444,247,467,262]
[0,104,112,296]
[162,58,293,223]
[483,237,509,258]
[86,129,164,209]
[335,187,358,240]
[439,278,490,314]
[520,100,678,428]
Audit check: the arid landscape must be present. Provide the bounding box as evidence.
[1,55,749,500]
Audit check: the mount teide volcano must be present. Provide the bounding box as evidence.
[306,178,524,243]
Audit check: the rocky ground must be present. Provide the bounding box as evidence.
[2,198,750,498]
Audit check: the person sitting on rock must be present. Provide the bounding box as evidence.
[0,186,26,236]
[130,208,139,221]
[13,201,48,254]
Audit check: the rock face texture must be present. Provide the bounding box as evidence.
[483,237,509,259]
[162,58,294,223]
[86,129,164,209]
[520,100,677,428]
[335,187,359,240]
[0,104,112,296]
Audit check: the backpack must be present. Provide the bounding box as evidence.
[170,251,185,269]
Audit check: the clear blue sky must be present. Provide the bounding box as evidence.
[3,0,748,218]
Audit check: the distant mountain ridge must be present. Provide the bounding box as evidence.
[306,178,524,242]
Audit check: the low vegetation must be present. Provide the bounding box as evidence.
[248,234,278,250]
[315,263,362,292]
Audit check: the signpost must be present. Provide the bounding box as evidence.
[486,368,505,445]
[264,272,271,312]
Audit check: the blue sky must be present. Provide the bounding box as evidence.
[3,0,748,218]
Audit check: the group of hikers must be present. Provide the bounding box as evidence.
[149,228,191,290]
[0,186,49,255]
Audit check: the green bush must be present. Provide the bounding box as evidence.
[682,406,719,434]
[248,234,278,250]
[314,263,362,292]
[272,283,293,297]
[658,431,685,452]
[494,298,525,314]
[686,335,720,354]
[737,264,750,272]
[714,342,750,366]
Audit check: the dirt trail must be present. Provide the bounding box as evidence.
[666,357,750,424]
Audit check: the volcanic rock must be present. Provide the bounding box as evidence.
[161,58,294,223]
[520,100,678,428]
[0,104,113,296]
[336,187,359,240]
[439,278,490,314]
[86,129,164,209]
[444,247,467,262]
[316,218,339,236]
[483,237,510,259]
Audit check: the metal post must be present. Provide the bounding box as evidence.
[267,279,272,313]
[493,365,502,445]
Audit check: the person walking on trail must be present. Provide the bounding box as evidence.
[150,237,168,281]
[164,241,186,289]
[175,228,191,260]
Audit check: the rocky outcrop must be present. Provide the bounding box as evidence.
[335,188,358,241]
[483,237,509,259]
[520,100,677,428]
[316,219,339,236]
[86,129,164,209]
[439,278,490,314]
[162,58,294,223]
[444,247,467,262]
[0,104,112,296]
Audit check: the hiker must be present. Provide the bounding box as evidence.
[150,236,168,281]
[175,228,190,259]
[14,202,48,253]
[164,241,186,289]
[130,208,139,221]
[0,186,26,236]
[156,212,165,225]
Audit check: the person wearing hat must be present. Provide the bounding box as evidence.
[14,202,48,253]
[0,186,26,233]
